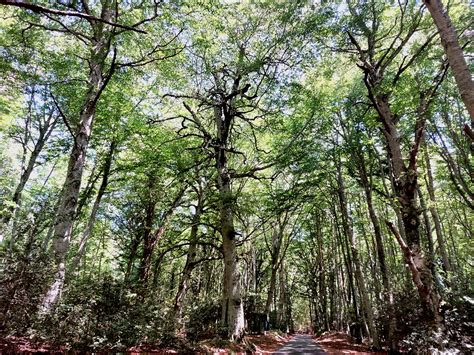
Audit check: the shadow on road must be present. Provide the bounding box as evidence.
[272,334,326,354]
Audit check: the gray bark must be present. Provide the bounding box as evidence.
[214,104,244,340]
[41,2,114,313]
[424,0,474,132]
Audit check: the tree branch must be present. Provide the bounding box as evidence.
[0,0,147,33]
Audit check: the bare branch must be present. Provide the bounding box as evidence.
[0,0,147,33]
[50,93,76,141]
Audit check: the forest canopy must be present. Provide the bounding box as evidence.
[0,0,472,353]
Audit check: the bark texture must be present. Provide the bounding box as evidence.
[213,102,244,340]
[41,2,114,313]
[423,0,474,132]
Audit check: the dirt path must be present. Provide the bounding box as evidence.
[272,334,326,354]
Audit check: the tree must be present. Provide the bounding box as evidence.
[423,0,474,139]
[343,0,447,322]
[0,0,179,312]
[0,1,472,352]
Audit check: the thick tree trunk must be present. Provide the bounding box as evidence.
[336,164,380,349]
[374,96,441,322]
[395,165,440,321]
[215,106,244,341]
[424,0,474,132]
[40,6,113,313]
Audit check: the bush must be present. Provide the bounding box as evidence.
[186,300,221,341]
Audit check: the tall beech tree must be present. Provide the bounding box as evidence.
[343,0,449,322]
[0,1,472,352]
[0,0,179,312]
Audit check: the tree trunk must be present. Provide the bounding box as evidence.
[215,106,244,340]
[40,5,113,313]
[124,231,141,283]
[424,144,452,273]
[265,226,283,326]
[357,151,395,349]
[138,192,157,287]
[424,0,474,135]
[171,183,206,333]
[3,111,57,229]
[333,206,360,333]
[336,163,380,349]
[277,260,287,331]
[372,93,441,323]
[139,185,186,286]
[418,187,435,260]
[70,140,116,274]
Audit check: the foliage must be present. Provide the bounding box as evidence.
[0,0,472,352]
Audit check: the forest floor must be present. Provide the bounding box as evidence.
[199,331,383,354]
[314,332,385,354]
[199,331,291,353]
[0,331,383,353]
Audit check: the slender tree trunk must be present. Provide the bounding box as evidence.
[418,187,435,260]
[333,207,360,332]
[171,184,205,332]
[357,154,396,349]
[40,5,113,313]
[277,260,287,331]
[3,113,57,229]
[76,160,101,218]
[138,175,157,287]
[139,185,185,286]
[424,144,452,272]
[70,140,116,274]
[265,226,282,326]
[124,232,141,283]
[315,218,329,332]
[336,163,380,349]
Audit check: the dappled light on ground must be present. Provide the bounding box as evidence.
[273,334,326,354]
[315,332,385,354]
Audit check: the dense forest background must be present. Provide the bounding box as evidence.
[0,0,472,353]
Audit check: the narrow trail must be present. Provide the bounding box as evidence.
[272,334,326,354]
